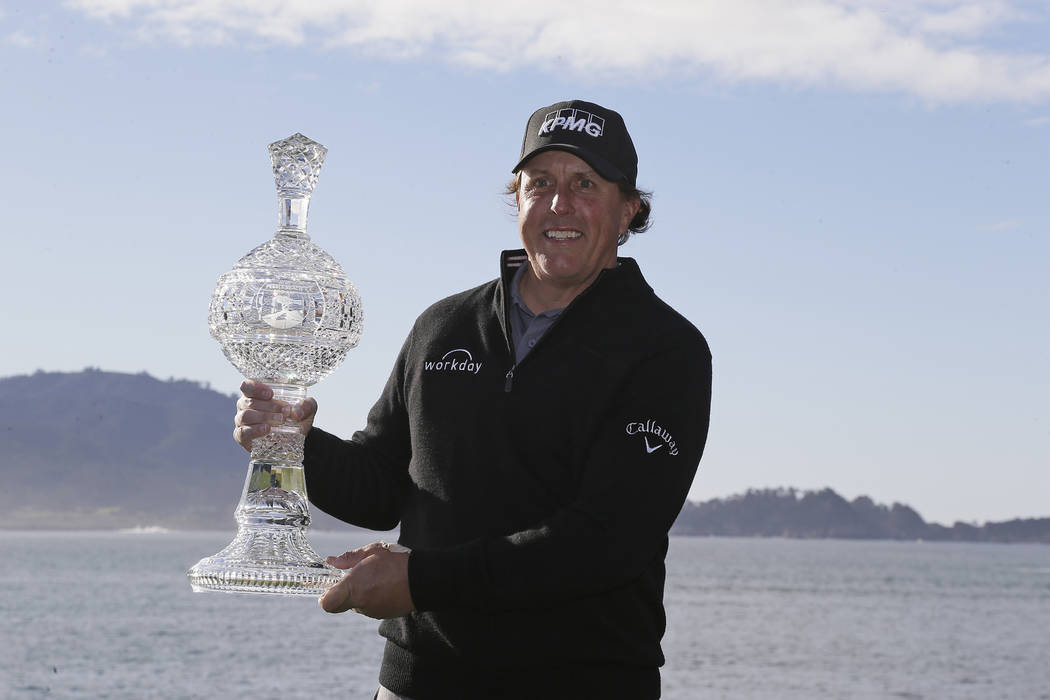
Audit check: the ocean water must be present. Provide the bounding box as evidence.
[2,531,1047,699]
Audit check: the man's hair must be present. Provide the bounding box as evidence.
[505,173,653,245]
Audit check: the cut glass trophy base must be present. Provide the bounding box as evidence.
[187,525,343,596]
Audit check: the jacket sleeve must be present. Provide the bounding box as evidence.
[303,333,414,531]
[407,329,712,612]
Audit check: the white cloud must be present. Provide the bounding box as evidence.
[1024,116,1050,126]
[65,0,1050,102]
[5,30,38,48]
[984,218,1023,231]
[915,1,1021,36]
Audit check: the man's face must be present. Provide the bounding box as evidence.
[516,150,639,302]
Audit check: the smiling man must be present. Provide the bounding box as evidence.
[235,100,712,699]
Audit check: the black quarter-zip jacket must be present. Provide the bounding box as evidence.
[304,250,712,699]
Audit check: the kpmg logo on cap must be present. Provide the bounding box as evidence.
[539,108,605,138]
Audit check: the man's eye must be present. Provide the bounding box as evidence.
[578,178,593,189]
[533,178,550,188]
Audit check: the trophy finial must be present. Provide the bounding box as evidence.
[268,133,328,197]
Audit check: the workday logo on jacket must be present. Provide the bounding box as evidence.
[423,348,483,375]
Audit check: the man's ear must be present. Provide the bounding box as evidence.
[622,193,641,230]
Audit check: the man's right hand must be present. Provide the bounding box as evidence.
[233,379,318,452]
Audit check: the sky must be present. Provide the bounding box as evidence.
[1,0,1047,525]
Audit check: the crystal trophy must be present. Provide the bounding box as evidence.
[188,133,363,595]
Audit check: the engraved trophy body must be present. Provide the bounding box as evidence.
[187,133,362,595]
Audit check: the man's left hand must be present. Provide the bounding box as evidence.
[319,541,415,619]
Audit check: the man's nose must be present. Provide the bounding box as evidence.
[550,186,574,215]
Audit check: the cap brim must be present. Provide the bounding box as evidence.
[512,144,629,185]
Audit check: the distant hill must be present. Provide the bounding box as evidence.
[0,369,362,531]
[672,487,1050,543]
[2,370,1047,542]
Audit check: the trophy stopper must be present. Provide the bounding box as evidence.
[269,133,328,198]
[268,133,329,236]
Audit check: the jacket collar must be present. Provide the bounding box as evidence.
[494,249,650,338]
[498,249,647,293]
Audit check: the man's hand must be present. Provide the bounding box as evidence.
[233,379,317,451]
[319,542,415,619]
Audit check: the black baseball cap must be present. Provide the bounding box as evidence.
[512,99,638,187]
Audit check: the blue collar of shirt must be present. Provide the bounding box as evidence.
[509,261,567,319]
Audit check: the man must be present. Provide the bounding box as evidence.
[235,99,712,699]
